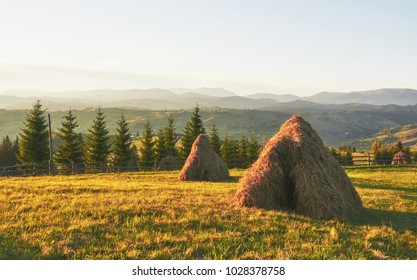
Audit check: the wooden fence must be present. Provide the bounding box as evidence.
[0,154,416,177]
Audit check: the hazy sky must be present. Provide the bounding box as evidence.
[1,0,417,96]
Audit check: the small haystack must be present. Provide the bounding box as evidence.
[391,151,411,165]
[157,156,179,171]
[235,115,362,219]
[179,134,229,181]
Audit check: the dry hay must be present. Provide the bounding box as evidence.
[179,134,229,181]
[235,115,362,219]
[391,151,411,165]
[157,156,179,171]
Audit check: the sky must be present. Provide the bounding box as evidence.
[1,0,417,96]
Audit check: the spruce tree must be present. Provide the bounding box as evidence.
[238,135,249,168]
[13,136,19,164]
[209,124,221,156]
[180,105,205,159]
[112,114,133,168]
[164,114,177,158]
[139,119,155,170]
[189,105,205,136]
[129,144,140,169]
[0,136,18,167]
[54,110,83,172]
[328,146,341,163]
[180,124,194,160]
[247,134,261,164]
[344,149,354,166]
[154,128,167,163]
[17,100,49,166]
[395,140,404,153]
[0,136,9,167]
[221,135,237,167]
[84,108,111,170]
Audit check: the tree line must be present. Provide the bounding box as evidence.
[328,145,355,166]
[371,140,415,165]
[0,100,261,172]
[327,141,417,166]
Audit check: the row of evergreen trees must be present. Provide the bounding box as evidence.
[4,100,261,172]
[328,141,416,166]
[328,145,355,166]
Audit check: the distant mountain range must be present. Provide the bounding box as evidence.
[304,88,417,106]
[1,88,417,111]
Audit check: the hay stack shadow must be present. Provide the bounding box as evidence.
[235,115,362,219]
[179,134,230,181]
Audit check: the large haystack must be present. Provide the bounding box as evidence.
[391,151,411,165]
[179,134,229,181]
[235,115,362,219]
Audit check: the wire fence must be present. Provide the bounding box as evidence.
[0,160,184,177]
[0,154,416,177]
[333,154,417,166]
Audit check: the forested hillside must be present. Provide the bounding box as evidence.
[1,104,417,149]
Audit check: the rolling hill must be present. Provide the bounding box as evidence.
[349,124,417,150]
[2,88,417,111]
[245,93,299,102]
[1,103,417,149]
[1,87,417,150]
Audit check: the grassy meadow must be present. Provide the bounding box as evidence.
[1,166,416,260]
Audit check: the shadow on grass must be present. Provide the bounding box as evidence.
[349,208,417,231]
[0,233,71,260]
[352,182,417,230]
[181,176,240,183]
[355,183,417,194]
[346,165,417,173]
[0,235,42,260]
[223,176,240,183]
[402,195,417,202]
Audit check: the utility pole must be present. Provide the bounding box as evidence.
[48,114,54,175]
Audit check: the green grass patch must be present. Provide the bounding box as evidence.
[1,167,416,259]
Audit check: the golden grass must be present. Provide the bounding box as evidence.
[0,166,416,260]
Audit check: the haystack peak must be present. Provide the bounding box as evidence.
[194,134,210,147]
[179,134,229,182]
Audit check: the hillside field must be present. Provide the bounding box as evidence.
[1,167,416,260]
